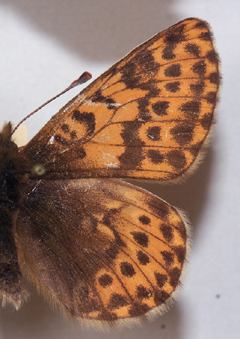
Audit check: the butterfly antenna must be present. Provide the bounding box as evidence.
[11,71,92,136]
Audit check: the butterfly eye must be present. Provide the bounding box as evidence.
[31,164,46,177]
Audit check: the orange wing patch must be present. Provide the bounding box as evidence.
[23,18,220,182]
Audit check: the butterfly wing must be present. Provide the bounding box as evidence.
[22,18,220,181]
[14,178,188,327]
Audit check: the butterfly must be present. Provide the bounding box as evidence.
[0,18,220,329]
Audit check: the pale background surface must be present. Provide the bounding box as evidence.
[0,1,239,338]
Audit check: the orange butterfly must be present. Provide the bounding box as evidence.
[0,18,220,328]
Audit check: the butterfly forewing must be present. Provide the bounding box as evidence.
[23,18,220,181]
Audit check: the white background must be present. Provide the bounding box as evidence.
[0,1,239,338]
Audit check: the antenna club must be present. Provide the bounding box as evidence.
[11,71,92,137]
[69,71,92,89]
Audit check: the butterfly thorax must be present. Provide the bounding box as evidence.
[0,123,27,207]
[0,122,28,309]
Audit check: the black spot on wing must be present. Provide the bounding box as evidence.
[152,101,170,116]
[98,274,113,288]
[192,60,206,77]
[171,122,195,146]
[166,150,187,170]
[91,89,116,109]
[164,64,181,77]
[131,232,149,247]
[108,293,129,311]
[137,251,150,265]
[72,110,96,136]
[120,262,136,277]
[185,43,200,57]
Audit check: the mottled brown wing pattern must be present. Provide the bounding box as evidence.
[23,18,220,181]
[14,178,188,326]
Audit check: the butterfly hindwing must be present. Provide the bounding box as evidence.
[22,18,220,181]
[14,178,188,326]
